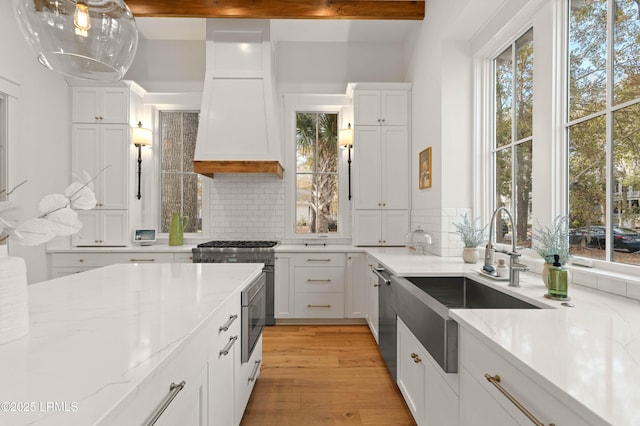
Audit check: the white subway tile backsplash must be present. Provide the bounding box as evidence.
[207,173,285,240]
[570,270,597,289]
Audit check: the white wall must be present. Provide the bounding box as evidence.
[0,1,71,283]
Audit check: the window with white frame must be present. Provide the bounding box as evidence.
[567,0,640,266]
[492,28,534,247]
[295,112,340,234]
[159,111,202,234]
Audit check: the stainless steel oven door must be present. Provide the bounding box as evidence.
[241,272,266,363]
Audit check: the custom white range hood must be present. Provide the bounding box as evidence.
[194,19,284,178]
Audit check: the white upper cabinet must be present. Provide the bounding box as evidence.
[71,124,129,209]
[354,126,409,210]
[353,89,409,126]
[71,86,129,124]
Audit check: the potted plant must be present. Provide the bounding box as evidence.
[532,215,570,287]
[453,213,487,264]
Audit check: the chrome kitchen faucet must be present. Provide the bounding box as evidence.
[483,207,528,287]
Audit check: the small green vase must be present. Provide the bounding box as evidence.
[169,213,189,246]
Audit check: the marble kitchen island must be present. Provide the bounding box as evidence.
[0,263,264,426]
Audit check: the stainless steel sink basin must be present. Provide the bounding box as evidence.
[392,275,540,373]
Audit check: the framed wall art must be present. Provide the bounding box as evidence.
[419,147,432,189]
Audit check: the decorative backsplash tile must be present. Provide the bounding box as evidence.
[207,173,285,240]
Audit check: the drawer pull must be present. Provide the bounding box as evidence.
[307,304,331,308]
[248,359,261,382]
[130,258,155,262]
[307,258,332,262]
[219,314,238,332]
[219,335,238,357]
[144,380,186,426]
[306,279,332,282]
[410,353,422,363]
[485,374,555,426]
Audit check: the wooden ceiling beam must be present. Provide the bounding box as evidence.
[125,0,425,20]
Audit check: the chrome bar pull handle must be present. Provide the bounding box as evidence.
[248,360,262,382]
[130,258,155,262]
[219,335,238,357]
[219,314,238,332]
[307,304,331,308]
[144,380,186,426]
[485,374,555,426]
[370,267,391,285]
[306,279,331,282]
[307,258,332,262]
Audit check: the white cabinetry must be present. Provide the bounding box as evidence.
[293,253,345,318]
[70,83,144,247]
[71,86,129,124]
[352,89,408,126]
[365,255,379,343]
[209,297,240,426]
[49,250,190,278]
[345,252,366,318]
[274,254,294,319]
[349,83,411,247]
[72,124,129,209]
[458,327,594,426]
[397,317,459,426]
[71,209,128,247]
[107,329,208,426]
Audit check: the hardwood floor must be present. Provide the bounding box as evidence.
[240,325,416,426]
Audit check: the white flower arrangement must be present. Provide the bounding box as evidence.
[0,169,104,246]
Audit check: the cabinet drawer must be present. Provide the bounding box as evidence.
[108,253,175,264]
[51,253,113,268]
[459,328,596,426]
[294,293,345,318]
[173,253,194,263]
[208,295,241,353]
[293,253,345,267]
[294,266,344,293]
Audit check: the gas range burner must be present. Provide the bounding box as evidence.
[196,240,279,249]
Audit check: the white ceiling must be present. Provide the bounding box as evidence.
[135,18,420,43]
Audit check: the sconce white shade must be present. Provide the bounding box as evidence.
[132,123,152,146]
[13,0,139,82]
[339,124,354,147]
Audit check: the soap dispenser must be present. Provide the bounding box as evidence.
[547,254,568,299]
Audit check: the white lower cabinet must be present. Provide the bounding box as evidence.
[274,254,294,319]
[458,327,596,426]
[293,252,345,319]
[235,337,262,423]
[72,209,128,247]
[106,330,209,425]
[397,317,458,426]
[346,252,366,318]
[366,255,379,343]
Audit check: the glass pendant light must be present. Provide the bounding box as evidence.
[13,0,139,82]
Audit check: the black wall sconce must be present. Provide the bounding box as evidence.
[131,121,152,200]
[339,123,354,200]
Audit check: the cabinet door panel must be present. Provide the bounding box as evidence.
[353,90,382,125]
[381,127,409,209]
[101,210,128,246]
[354,127,382,210]
[72,125,101,185]
[381,210,409,246]
[460,366,516,426]
[274,256,294,318]
[353,210,382,246]
[72,87,102,123]
[72,210,100,246]
[100,125,129,209]
[381,90,408,126]
[100,88,129,123]
[346,253,366,318]
[366,256,379,343]
[294,266,345,293]
[397,319,426,424]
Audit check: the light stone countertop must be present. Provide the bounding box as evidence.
[0,263,263,425]
[366,247,639,426]
[47,244,197,253]
[275,244,363,252]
